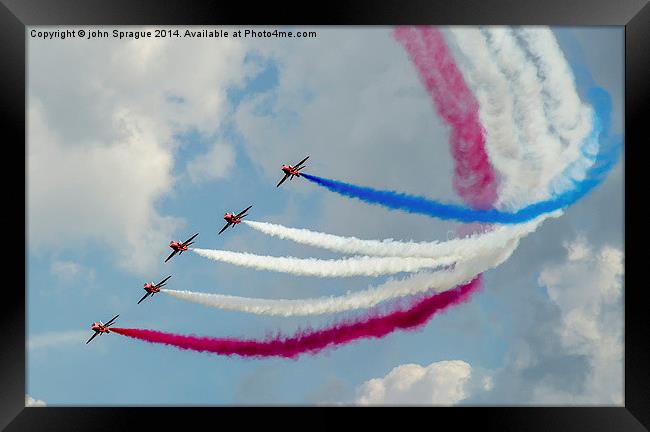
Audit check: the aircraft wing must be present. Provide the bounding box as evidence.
[276,173,290,187]
[294,156,309,168]
[156,275,172,287]
[236,205,253,217]
[182,233,199,246]
[137,292,151,305]
[86,331,99,344]
[218,222,232,235]
[105,314,119,326]
[164,250,178,263]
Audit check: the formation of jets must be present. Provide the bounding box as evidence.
[87,156,310,344]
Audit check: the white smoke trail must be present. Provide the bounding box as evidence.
[482,27,596,203]
[513,27,598,196]
[480,27,561,203]
[164,245,514,316]
[243,218,542,259]
[514,27,593,149]
[445,27,531,208]
[167,213,561,315]
[447,27,597,209]
[190,248,460,278]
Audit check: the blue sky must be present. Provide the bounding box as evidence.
[27,26,623,405]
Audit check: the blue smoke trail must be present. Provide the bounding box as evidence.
[302,88,621,225]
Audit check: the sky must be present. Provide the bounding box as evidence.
[26,26,624,406]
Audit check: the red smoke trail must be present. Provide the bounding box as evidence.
[111,277,481,359]
[393,26,498,210]
[393,26,500,305]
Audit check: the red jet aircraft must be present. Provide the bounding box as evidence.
[219,205,252,235]
[138,275,172,304]
[86,314,119,344]
[277,156,309,187]
[165,233,199,263]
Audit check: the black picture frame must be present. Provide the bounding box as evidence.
[1,0,645,430]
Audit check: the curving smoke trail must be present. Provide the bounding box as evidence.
[242,214,545,259]
[513,28,606,198]
[514,27,594,149]
[190,248,460,278]
[300,123,616,225]
[479,27,563,203]
[446,27,531,207]
[393,26,498,209]
[449,27,596,208]
[302,27,616,224]
[111,277,481,359]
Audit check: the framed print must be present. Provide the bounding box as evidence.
[1,0,646,430]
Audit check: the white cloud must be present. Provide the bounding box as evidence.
[27,27,251,275]
[187,141,236,184]
[564,234,591,262]
[50,260,81,280]
[50,260,95,284]
[532,237,624,404]
[27,330,91,351]
[355,360,478,405]
[25,394,47,407]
